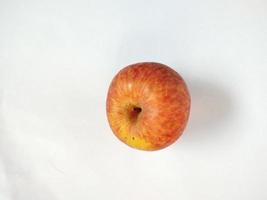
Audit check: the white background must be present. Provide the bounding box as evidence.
[0,0,267,199]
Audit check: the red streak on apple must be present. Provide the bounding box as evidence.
[106,62,190,151]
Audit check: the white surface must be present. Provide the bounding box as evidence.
[0,0,267,199]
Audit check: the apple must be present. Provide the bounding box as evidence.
[106,62,190,151]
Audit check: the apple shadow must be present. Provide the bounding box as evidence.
[178,80,234,145]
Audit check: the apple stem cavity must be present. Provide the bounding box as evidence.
[133,107,142,113]
[128,106,142,122]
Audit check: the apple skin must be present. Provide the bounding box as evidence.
[106,62,190,151]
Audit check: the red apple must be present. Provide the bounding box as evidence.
[106,62,190,151]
